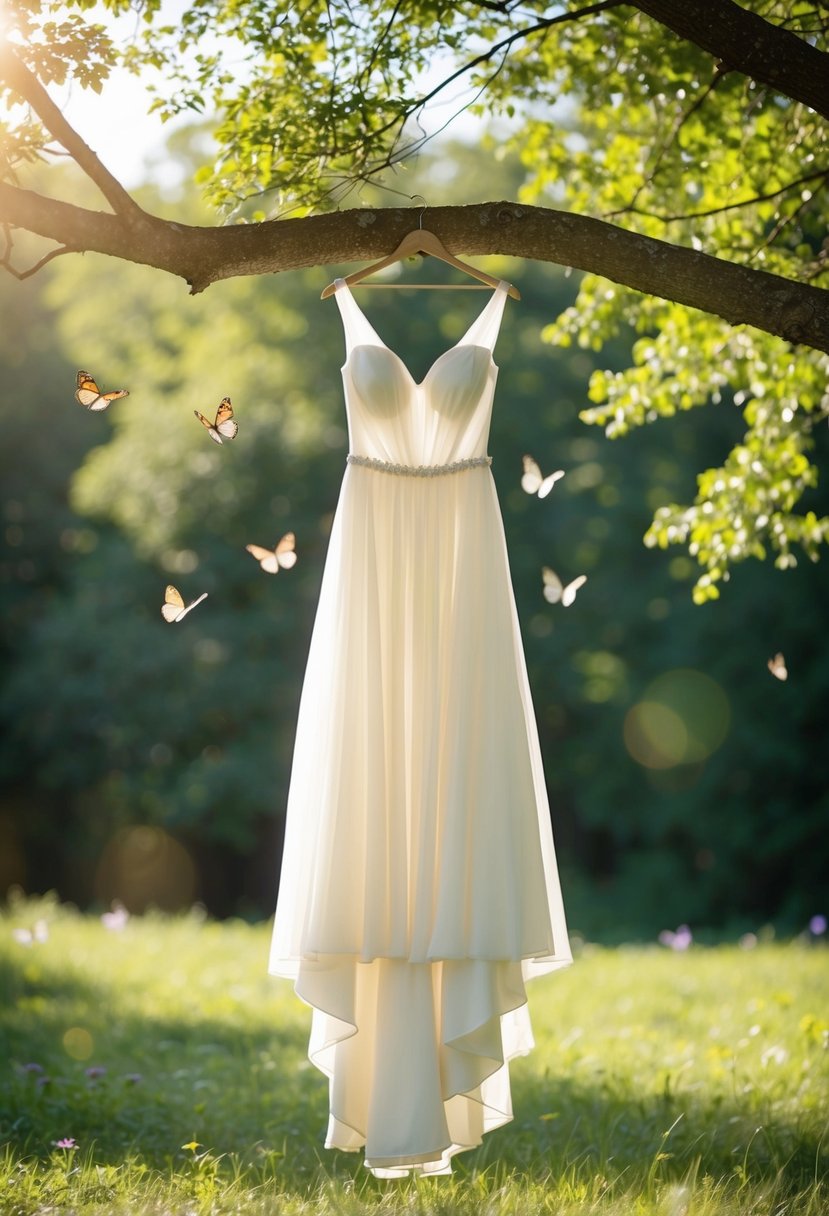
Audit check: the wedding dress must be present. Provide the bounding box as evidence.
[268,279,571,1176]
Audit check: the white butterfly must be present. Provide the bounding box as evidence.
[245,533,297,574]
[12,919,49,946]
[543,567,587,606]
[161,585,208,623]
[767,652,788,681]
[522,455,565,498]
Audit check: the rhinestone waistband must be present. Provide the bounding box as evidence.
[346,454,492,477]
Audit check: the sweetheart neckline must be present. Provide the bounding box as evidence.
[343,342,497,389]
[336,279,505,387]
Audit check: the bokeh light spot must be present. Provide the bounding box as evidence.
[624,700,688,769]
[95,825,197,913]
[63,1027,94,1060]
[624,668,730,769]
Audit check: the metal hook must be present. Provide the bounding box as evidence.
[409,193,427,229]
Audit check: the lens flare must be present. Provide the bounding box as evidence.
[95,825,197,912]
[624,668,730,769]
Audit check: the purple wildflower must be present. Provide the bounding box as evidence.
[658,924,693,951]
[123,1073,143,1085]
[85,1065,107,1080]
[101,902,129,932]
[53,1138,77,1150]
[21,1062,44,1074]
[809,914,827,936]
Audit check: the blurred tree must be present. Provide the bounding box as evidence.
[1,1,828,597]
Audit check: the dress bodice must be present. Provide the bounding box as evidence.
[334,281,509,467]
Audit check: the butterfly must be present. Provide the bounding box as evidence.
[521,455,565,498]
[246,532,297,574]
[542,566,587,606]
[194,397,238,444]
[75,370,129,411]
[767,652,788,681]
[12,919,49,946]
[161,585,208,623]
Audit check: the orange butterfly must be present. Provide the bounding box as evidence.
[75,370,129,411]
[542,566,587,607]
[194,397,238,444]
[161,585,208,623]
[246,533,297,574]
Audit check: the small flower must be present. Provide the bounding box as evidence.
[809,914,827,936]
[123,1073,143,1085]
[101,902,129,932]
[658,924,693,951]
[181,1141,202,1153]
[35,1075,52,1088]
[85,1065,107,1080]
[53,1138,77,1150]
[21,1062,44,1074]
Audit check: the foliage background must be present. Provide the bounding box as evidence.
[0,143,827,939]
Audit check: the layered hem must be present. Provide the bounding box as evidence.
[270,950,571,1177]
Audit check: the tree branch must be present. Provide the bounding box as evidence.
[0,44,145,220]
[0,225,77,279]
[2,183,828,352]
[629,0,829,120]
[612,166,829,224]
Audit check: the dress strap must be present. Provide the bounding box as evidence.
[332,278,385,355]
[457,281,510,352]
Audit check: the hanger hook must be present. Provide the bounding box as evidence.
[409,193,427,229]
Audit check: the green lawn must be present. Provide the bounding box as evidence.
[1,894,826,1215]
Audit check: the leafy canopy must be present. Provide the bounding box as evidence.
[2,0,828,599]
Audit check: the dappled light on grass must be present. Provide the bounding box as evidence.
[1,896,827,1214]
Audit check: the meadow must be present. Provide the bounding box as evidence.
[1,893,826,1215]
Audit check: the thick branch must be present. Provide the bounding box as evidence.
[0,45,144,218]
[629,0,829,120]
[2,185,827,353]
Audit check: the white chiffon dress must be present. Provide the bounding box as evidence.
[269,279,571,1176]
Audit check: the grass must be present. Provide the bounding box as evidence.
[0,893,827,1215]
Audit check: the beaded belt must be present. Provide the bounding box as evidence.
[346,454,492,477]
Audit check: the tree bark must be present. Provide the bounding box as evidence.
[630,0,829,120]
[2,184,827,352]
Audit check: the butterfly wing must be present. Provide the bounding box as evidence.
[561,574,587,606]
[193,409,223,444]
[538,469,565,498]
[275,532,297,570]
[75,372,101,407]
[161,585,185,622]
[176,591,208,620]
[768,652,788,680]
[246,543,280,574]
[542,566,563,604]
[521,455,542,495]
[214,397,238,440]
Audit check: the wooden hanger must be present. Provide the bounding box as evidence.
[320,228,521,299]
